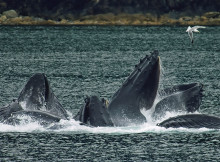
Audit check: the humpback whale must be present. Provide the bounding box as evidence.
[0,50,215,130]
[152,83,203,121]
[157,114,220,129]
[0,73,68,125]
[74,96,113,127]
[107,51,160,126]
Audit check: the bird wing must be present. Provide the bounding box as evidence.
[188,31,193,43]
[192,26,206,30]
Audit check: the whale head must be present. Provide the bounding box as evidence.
[108,50,160,126]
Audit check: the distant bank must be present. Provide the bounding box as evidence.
[0,0,219,25]
[0,10,219,26]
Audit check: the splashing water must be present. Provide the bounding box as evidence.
[0,110,214,134]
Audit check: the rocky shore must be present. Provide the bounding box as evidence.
[0,0,219,26]
[0,10,219,26]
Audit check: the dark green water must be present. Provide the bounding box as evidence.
[0,26,220,161]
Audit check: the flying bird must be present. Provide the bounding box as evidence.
[186,26,206,43]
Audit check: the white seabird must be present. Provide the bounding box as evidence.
[186,26,206,43]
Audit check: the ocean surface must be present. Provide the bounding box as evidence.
[0,26,220,161]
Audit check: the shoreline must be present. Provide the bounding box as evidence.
[0,11,219,26]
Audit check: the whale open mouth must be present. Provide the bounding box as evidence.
[18,73,69,119]
[107,50,161,126]
[18,73,49,110]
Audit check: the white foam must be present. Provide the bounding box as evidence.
[0,113,217,134]
[0,122,45,132]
